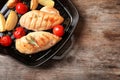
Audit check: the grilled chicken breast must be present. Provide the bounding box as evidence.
[15,31,61,54]
[19,7,64,31]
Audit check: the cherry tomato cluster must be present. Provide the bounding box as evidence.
[0,27,26,47]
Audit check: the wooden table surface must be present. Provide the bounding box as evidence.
[0,0,120,80]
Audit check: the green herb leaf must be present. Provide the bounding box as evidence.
[26,36,39,47]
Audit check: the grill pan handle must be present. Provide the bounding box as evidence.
[52,35,74,60]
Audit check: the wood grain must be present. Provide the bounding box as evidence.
[0,0,120,80]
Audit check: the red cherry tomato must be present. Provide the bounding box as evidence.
[0,35,12,47]
[16,3,28,14]
[13,27,26,39]
[53,25,64,37]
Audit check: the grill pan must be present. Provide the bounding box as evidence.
[0,0,79,67]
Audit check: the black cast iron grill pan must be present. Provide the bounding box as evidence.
[0,0,79,67]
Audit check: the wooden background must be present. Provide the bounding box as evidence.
[0,0,120,80]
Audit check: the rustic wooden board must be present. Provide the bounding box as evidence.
[0,0,120,80]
